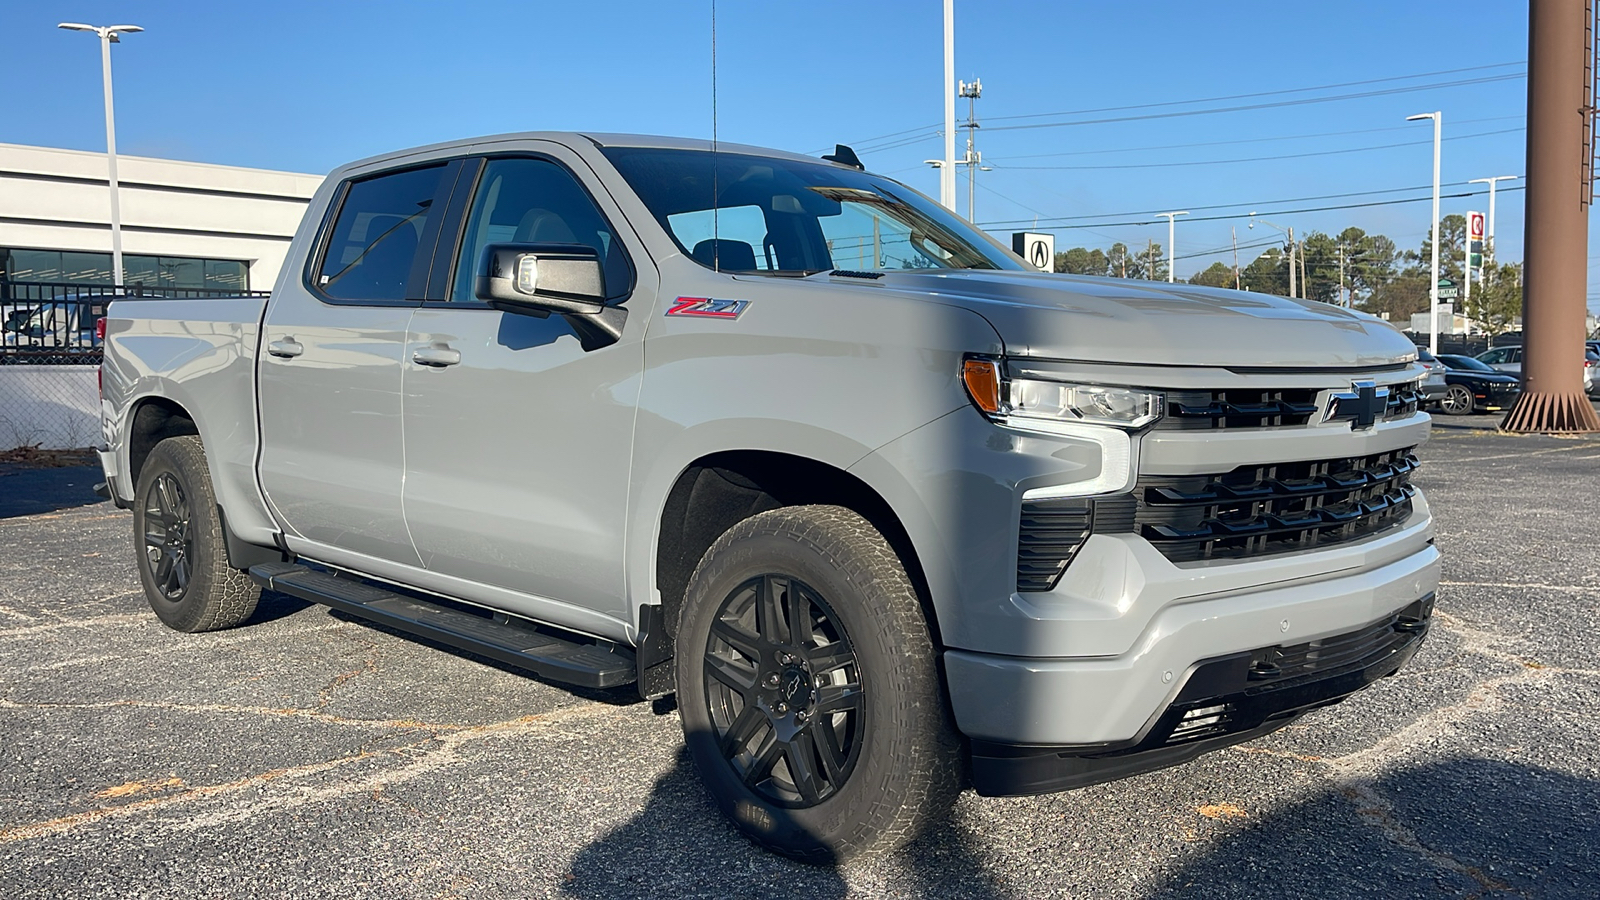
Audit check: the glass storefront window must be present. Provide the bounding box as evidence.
[0,247,250,292]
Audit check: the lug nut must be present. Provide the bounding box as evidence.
[775,702,789,714]
[814,675,827,688]
[765,673,780,688]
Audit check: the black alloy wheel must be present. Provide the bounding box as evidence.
[1440,384,1475,416]
[703,573,863,808]
[133,435,260,632]
[142,472,194,600]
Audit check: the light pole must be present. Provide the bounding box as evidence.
[1407,111,1443,355]
[1248,213,1296,299]
[941,0,955,211]
[59,22,143,289]
[1468,175,1519,273]
[1156,211,1188,282]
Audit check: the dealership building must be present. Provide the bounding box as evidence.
[0,142,322,294]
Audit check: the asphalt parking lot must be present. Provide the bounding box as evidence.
[2,417,1597,899]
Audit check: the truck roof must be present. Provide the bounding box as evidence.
[334,132,829,178]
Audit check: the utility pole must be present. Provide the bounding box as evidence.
[959,78,986,222]
[1300,240,1309,302]
[1146,239,1157,281]
[1248,214,1295,298]
[1502,0,1600,433]
[1231,227,1241,290]
[59,22,143,287]
[1468,174,1519,272]
[1157,211,1188,282]
[941,0,955,211]
[1339,242,1346,307]
[1407,110,1443,355]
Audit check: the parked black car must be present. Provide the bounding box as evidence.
[1435,354,1522,415]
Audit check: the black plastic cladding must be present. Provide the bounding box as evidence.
[1153,384,1421,431]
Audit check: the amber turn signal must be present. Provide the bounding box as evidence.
[962,358,1003,415]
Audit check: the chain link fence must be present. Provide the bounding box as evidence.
[0,281,267,451]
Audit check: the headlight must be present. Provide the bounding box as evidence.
[962,358,1164,430]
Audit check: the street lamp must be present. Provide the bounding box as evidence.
[1407,111,1443,355]
[1156,211,1188,283]
[59,22,143,288]
[1468,175,1518,274]
[1248,213,1296,299]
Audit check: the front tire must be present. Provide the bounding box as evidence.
[133,435,260,632]
[1440,384,1475,416]
[675,505,959,863]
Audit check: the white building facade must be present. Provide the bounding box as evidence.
[0,143,321,293]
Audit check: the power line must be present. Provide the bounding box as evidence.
[990,127,1522,171]
[977,180,1522,229]
[825,61,1526,154]
[984,74,1525,134]
[979,185,1527,231]
[990,115,1525,161]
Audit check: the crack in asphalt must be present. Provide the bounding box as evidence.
[1229,611,1589,897]
[0,697,472,732]
[0,702,618,844]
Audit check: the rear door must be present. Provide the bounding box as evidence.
[399,145,653,622]
[257,161,457,565]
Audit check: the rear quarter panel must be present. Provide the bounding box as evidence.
[102,295,275,544]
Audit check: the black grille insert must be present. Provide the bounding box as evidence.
[1133,447,1419,562]
[1155,383,1421,431]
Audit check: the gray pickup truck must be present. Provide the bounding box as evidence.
[96,132,1439,861]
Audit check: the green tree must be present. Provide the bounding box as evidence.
[1361,269,1431,323]
[1462,261,1522,334]
[1106,242,1134,278]
[1188,261,1235,288]
[1409,214,1467,284]
[1240,247,1289,296]
[1054,247,1108,276]
[1300,231,1343,304]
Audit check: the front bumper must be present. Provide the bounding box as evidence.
[968,593,1432,796]
[943,518,1439,746]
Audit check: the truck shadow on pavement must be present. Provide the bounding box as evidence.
[1143,756,1600,899]
[561,744,1010,900]
[0,464,104,518]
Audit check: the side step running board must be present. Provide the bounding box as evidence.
[249,562,636,689]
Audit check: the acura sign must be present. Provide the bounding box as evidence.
[1012,232,1055,272]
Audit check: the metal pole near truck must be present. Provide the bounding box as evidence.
[1406,111,1443,356]
[59,22,142,288]
[941,0,956,211]
[1501,0,1600,433]
[1157,212,1188,283]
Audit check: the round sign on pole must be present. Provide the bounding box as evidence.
[1012,232,1055,272]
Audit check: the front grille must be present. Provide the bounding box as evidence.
[1154,382,1422,431]
[1133,447,1419,563]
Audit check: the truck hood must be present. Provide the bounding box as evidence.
[859,270,1417,369]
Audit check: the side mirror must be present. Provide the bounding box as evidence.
[475,242,627,351]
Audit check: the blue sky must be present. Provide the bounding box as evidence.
[5,1,1579,306]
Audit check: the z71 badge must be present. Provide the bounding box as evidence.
[665,297,751,319]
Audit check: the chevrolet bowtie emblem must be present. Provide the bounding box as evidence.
[1324,380,1390,429]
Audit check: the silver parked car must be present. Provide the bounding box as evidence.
[1415,347,1449,405]
[1476,344,1599,395]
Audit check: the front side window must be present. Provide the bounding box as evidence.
[602,147,1025,275]
[317,165,445,302]
[449,158,631,303]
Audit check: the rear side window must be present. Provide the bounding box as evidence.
[317,165,446,302]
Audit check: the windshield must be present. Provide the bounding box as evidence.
[1441,355,1496,373]
[602,147,1025,275]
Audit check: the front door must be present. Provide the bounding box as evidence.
[258,162,453,565]
[401,149,651,622]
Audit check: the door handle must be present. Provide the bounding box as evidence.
[412,345,461,368]
[267,338,304,359]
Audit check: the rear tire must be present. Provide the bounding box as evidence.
[1440,384,1475,416]
[133,435,260,632]
[675,505,959,863]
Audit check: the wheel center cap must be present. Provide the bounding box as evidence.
[780,666,810,706]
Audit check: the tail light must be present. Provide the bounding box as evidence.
[95,317,107,341]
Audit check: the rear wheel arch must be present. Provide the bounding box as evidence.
[127,397,200,490]
[651,451,939,668]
